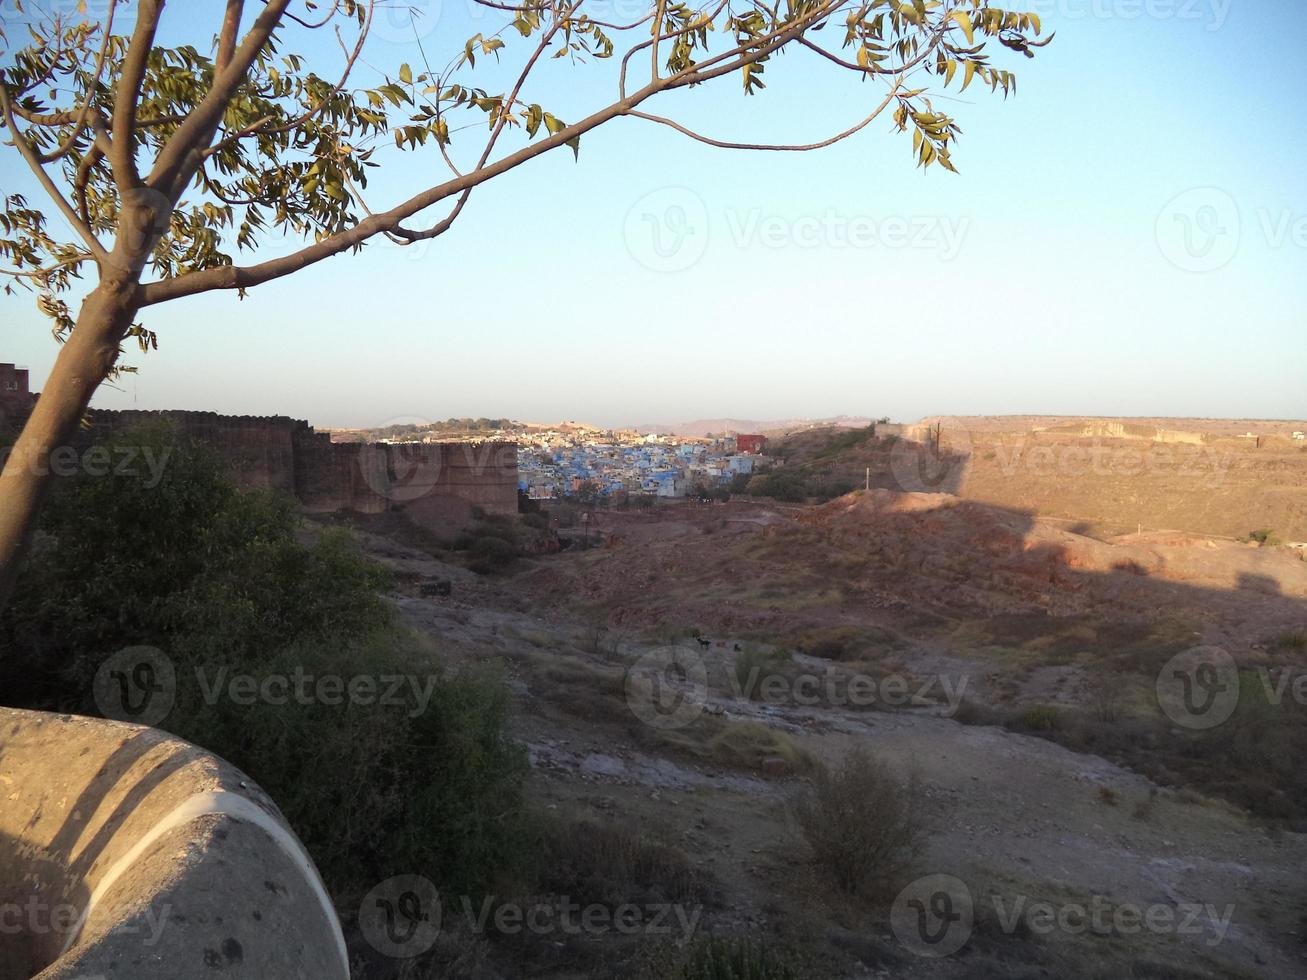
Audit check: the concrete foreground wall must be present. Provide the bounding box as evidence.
[0,708,347,980]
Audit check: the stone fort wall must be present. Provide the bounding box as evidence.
[85,410,518,522]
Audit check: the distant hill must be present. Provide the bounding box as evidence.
[630,416,879,437]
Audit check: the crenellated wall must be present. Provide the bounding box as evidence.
[83,410,518,523]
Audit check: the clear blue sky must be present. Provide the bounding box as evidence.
[2,0,1304,428]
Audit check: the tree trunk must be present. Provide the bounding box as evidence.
[0,276,137,611]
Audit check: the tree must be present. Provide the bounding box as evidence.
[0,0,1051,607]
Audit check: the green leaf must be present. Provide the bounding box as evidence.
[961,59,977,92]
[950,10,974,45]
[399,63,412,84]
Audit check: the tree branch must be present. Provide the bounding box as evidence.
[135,0,886,306]
[627,80,900,150]
[216,1,245,72]
[112,0,164,185]
[0,86,110,264]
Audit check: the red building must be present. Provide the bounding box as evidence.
[735,433,766,454]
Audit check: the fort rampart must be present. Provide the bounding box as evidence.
[75,409,519,524]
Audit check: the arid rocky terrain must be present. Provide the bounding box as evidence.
[334,446,1307,979]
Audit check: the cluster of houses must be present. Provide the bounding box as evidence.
[517,431,769,501]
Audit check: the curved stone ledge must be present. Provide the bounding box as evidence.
[0,708,348,980]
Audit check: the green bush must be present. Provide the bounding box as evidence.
[531,815,708,908]
[734,645,792,700]
[1013,704,1063,732]
[750,471,810,503]
[792,748,922,895]
[468,533,518,573]
[522,510,550,530]
[674,937,800,980]
[2,422,529,902]
[1275,630,1307,653]
[1248,528,1282,546]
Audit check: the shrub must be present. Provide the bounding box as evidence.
[532,815,708,908]
[1275,631,1307,653]
[674,937,800,980]
[180,644,528,901]
[733,645,792,700]
[2,423,530,903]
[750,471,810,503]
[792,748,922,895]
[522,510,550,530]
[1247,528,1282,547]
[468,534,518,573]
[1013,704,1062,732]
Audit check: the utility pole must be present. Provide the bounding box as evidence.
[865,466,870,491]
